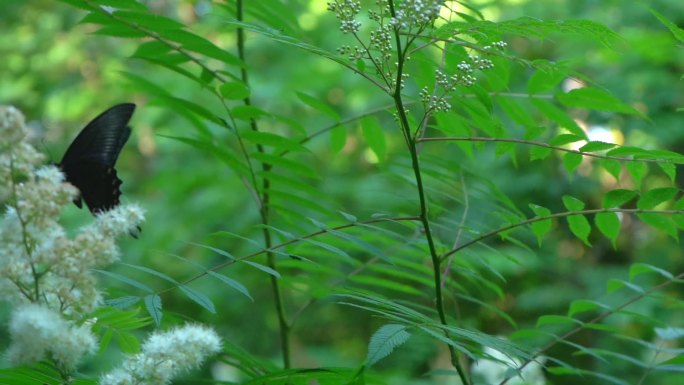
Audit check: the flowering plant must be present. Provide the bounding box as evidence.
[0,106,220,384]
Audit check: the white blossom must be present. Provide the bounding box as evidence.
[6,303,97,370]
[100,324,222,385]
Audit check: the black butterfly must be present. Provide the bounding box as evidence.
[59,103,135,214]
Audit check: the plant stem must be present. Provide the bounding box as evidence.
[236,0,290,368]
[387,1,470,383]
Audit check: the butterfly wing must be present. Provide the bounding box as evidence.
[59,103,135,213]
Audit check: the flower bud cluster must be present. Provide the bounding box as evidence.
[391,0,444,30]
[421,41,505,112]
[328,0,362,34]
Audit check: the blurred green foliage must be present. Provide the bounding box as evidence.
[1,0,684,384]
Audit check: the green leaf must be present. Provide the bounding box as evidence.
[599,158,622,181]
[602,189,637,208]
[579,141,616,152]
[207,271,253,301]
[595,212,620,248]
[658,162,676,182]
[366,324,411,367]
[95,270,154,293]
[497,97,536,128]
[219,82,250,100]
[629,263,674,280]
[531,98,586,138]
[637,187,678,209]
[530,145,552,160]
[241,130,308,152]
[116,331,141,354]
[562,195,585,211]
[114,10,185,32]
[296,92,340,120]
[549,134,584,146]
[164,29,243,66]
[563,152,582,175]
[651,9,684,43]
[232,105,270,121]
[626,161,647,187]
[527,65,568,93]
[144,294,163,326]
[529,204,552,246]
[330,125,346,154]
[361,116,387,160]
[637,213,678,239]
[179,285,216,313]
[536,315,580,327]
[556,87,641,115]
[567,214,591,246]
[568,299,605,317]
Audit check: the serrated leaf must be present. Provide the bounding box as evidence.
[106,296,142,309]
[602,189,637,208]
[219,82,250,100]
[366,324,411,367]
[563,152,582,175]
[562,195,585,211]
[595,212,620,248]
[179,285,216,313]
[637,187,678,209]
[579,141,616,152]
[144,294,162,326]
[567,214,591,246]
[361,116,386,160]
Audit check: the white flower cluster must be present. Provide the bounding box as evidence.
[0,106,145,317]
[392,0,444,30]
[6,303,98,371]
[1,105,145,371]
[100,324,223,385]
[328,0,362,34]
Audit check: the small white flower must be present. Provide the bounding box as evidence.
[6,304,97,370]
[100,324,222,385]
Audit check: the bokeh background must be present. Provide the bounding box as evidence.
[1,0,684,384]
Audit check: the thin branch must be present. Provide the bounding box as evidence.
[441,207,684,262]
[419,136,680,164]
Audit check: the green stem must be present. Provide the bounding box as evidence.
[387,1,470,383]
[236,0,290,368]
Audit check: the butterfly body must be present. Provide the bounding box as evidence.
[59,103,135,214]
